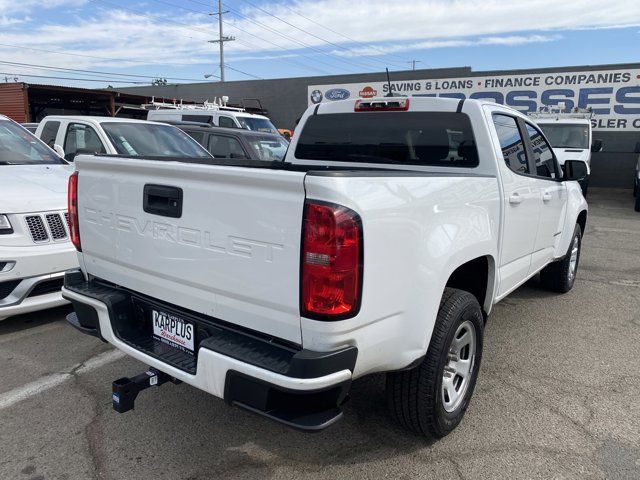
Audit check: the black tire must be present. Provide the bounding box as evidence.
[540,223,582,293]
[635,192,640,212]
[386,288,484,439]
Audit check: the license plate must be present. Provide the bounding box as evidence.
[152,309,195,354]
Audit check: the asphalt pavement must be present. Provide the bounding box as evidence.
[1,188,638,480]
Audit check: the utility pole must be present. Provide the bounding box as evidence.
[208,0,235,82]
[408,60,421,71]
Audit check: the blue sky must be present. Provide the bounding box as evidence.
[0,0,639,87]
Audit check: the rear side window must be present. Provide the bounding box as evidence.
[40,121,60,147]
[525,123,557,179]
[64,123,106,161]
[295,112,478,167]
[218,116,237,128]
[207,134,246,158]
[492,114,529,174]
[185,130,205,146]
[182,115,212,124]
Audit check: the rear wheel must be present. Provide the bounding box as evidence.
[635,192,640,212]
[540,223,582,293]
[386,288,484,439]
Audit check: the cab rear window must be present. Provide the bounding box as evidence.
[295,112,478,167]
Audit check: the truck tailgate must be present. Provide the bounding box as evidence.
[76,156,306,344]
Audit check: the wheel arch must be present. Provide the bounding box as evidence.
[577,210,587,235]
[444,255,496,318]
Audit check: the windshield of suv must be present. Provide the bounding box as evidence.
[0,120,65,165]
[102,122,212,157]
[236,116,279,134]
[295,112,478,167]
[246,135,289,161]
[538,124,589,149]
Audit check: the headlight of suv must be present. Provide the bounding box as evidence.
[0,214,13,234]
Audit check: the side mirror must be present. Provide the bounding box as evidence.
[53,144,65,158]
[563,160,589,181]
[591,139,603,153]
[64,148,96,162]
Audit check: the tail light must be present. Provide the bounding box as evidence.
[301,201,362,320]
[68,171,81,251]
[354,98,410,112]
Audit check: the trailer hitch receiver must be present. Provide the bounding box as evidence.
[112,368,172,413]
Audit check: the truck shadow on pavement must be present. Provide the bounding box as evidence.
[0,305,73,335]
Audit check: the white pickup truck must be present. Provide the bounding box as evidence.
[62,97,588,438]
[34,116,212,162]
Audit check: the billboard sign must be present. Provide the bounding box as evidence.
[308,68,640,131]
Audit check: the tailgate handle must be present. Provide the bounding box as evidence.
[143,184,183,218]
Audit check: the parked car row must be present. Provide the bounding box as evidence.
[32,116,289,162]
[2,112,291,322]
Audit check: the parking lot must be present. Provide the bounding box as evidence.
[0,188,638,480]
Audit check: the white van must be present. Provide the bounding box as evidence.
[146,102,280,135]
[530,110,603,196]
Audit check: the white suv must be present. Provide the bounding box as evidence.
[0,115,77,321]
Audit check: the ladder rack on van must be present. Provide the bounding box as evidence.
[141,97,246,112]
[528,106,593,121]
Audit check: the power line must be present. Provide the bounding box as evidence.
[90,0,326,78]
[223,5,365,73]
[0,71,151,84]
[144,0,335,74]
[0,42,180,66]
[224,25,337,75]
[233,0,403,70]
[224,63,261,80]
[273,4,413,65]
[0,60,214,81]
[232,37,330,75]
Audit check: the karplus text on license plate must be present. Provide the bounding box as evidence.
[152,310,195,353]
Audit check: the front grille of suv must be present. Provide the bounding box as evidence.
[25,216,49,242]
[45,214,67,240]
[24,212,69,244]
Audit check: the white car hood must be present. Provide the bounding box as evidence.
[0,164,73,214]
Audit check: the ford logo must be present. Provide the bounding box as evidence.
[325,88,351,101]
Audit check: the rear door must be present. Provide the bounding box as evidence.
[63,122,107,161]
[523,122,567,271]
[38,120,61,148]
[77,156,307,344]
[491,113,542,297]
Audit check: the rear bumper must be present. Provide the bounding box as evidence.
[62,270,356,430]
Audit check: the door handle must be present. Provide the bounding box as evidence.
[542,191,553,202]
[143,184,183,218]
[509,193,523,205]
